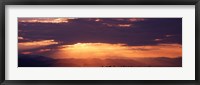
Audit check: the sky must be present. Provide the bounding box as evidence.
[18,18,182,67]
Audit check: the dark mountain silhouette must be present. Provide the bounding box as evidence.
[18,54,55,67]
[18,54,182,67]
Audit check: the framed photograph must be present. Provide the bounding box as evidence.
[0,0,199,85]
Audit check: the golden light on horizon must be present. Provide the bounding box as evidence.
[50,43,182,59]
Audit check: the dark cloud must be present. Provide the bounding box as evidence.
[18,18,182,46]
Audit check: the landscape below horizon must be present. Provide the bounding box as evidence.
[18,18,182,67]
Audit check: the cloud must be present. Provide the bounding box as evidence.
[21,52,32,54]
[102,23,132,28]
[18,37,24,40]
[18,18,76,23]
[154,39,163,42]
[128,18,146,22]
[95,19,102,22]
[165,34,175,37]
[18,40,58,51]
[114,18,146,22]
[117,24,132,27]
[18,18,182,46]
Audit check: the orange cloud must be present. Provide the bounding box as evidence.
[38,49,51,53]
[18,18,76,23]
[18,40,58,51]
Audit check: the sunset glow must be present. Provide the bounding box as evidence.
[18,18,182,67]
[50,43,181,59]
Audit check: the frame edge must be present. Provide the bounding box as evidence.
[195,0,200,83]
[0,0,200,85]
[0,0,5,84]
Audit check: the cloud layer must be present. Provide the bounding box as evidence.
[18,18,182,46]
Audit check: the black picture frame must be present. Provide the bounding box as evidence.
[0,0,200,85]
